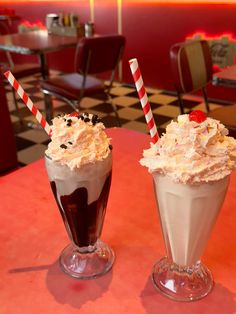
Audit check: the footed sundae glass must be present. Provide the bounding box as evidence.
[139,110,236,301]
[45,154,114,279]
[44,112,115,279]
[151,173,229,301]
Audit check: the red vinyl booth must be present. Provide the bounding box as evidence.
[0,71,18,174]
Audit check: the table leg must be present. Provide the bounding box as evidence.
[44,94,53,123]
[39,53,49,80]
[38,53,53,122]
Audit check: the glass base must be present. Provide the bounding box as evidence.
[59,240,115,279]
[152,257,213,302]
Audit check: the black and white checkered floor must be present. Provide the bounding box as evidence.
[6,70,224,167]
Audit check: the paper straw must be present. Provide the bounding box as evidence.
[4,70,52,137]
[129,58,159,144]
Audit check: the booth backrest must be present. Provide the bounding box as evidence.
[0,72,18,174]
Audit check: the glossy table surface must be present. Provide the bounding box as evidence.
[0,30,78,120]
[213,64,236,88]
[0,30,78,55]
[1,128,236,314]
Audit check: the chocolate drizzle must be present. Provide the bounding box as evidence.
[50,171,112,247]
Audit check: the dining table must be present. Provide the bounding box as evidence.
[0,30,78,121]
[213,64,236,88]
[1,128,236,314]
[0,30,77,79]
[211,65,236,138]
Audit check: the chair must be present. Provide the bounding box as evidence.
[40,34,126,126]
[170,39,236,138]
[170,40,212,114]
[0,24,41,124]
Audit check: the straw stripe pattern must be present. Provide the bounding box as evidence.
[4,71,52,137]
[129,58,158,144]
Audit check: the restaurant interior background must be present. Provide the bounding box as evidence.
[2,0,236,103]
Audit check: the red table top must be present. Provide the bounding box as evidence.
[214,65,236,80]
[1,128,236,313]
[213,64,236,87]
[0,30,77,55]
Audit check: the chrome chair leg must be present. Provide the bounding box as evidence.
[202,87,210,113]
[177,92,185,114]
[107,94,121,127]
[12,88,24,125]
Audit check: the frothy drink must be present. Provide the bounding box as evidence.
[152,173,229,266]
[140,110,236,301]
[45,155,112,249]
[45,112,114,279]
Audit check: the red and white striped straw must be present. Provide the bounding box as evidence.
[4,70,52,137]
[129,58,159,144]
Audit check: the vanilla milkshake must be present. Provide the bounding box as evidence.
[140,110,236,301]
[152,174,229,266]
[45,112,114,279]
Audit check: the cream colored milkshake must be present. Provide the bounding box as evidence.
[141,110,236,301]
[152,173,229,266]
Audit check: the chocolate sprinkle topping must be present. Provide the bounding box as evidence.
[66,118,72,126]
[68,141,73,145]
[109,144,113,150]
[77,112,102,125]
[92,114,98,125]
[60,144,67,149]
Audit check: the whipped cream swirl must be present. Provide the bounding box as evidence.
[45,113,111,170]
[140,114,236,184]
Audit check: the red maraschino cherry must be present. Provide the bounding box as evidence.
[189,110,207,123]
[69,111,79,117]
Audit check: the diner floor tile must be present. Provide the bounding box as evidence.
[17,129,50,143]
[149,94,177,104]
[153,105,181,117]
[112,96,141,107]
[110,86,136,96]
[17,144,48,165]
[91,103,122,114]
[4,72,227,168]
[122,120,149,133]
[80,97,104,108]
[116,107,144,120]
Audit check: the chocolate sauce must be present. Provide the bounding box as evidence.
[50,171,112,247]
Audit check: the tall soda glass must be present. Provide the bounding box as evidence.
[151,173,229,301]
[45,113,114,279]
[140,111,236,301]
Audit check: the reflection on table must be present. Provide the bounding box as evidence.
[0,30,78,121]
[0,30,77,78]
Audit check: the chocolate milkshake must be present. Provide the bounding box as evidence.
[140,110,236,301]
[45,112,114,279]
